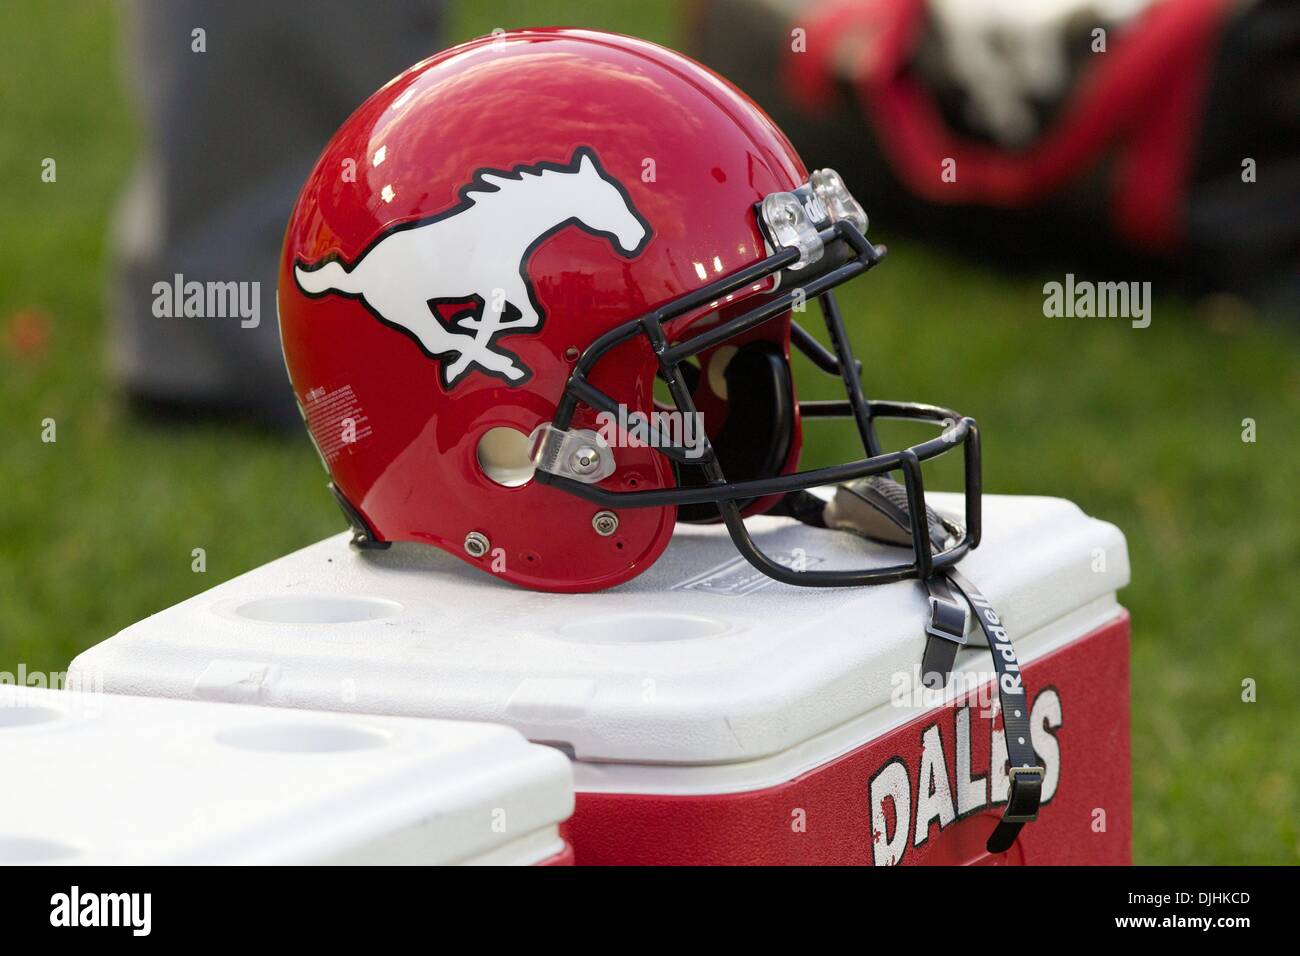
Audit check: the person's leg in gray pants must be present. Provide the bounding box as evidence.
[109,0,443,429]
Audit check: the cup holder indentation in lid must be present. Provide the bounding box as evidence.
[215,722,391,754]
[0,706,64,728]
[0,835,83,863]
[233,595,402,624]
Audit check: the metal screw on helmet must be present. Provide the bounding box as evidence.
[570,446,602,477]
[592,511,619,536]
[463,531,490,558]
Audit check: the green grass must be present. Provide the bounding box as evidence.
[2,0,1297,863]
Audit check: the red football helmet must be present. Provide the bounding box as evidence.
[279,28,981,593]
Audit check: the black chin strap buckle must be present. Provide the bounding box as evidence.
[1004,766,1046,822]
[922,589,968,689]
[986,765,1045,854]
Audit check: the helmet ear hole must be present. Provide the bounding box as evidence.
[677,340,794,523]
[477,426,535,487]
[705,345,739,400]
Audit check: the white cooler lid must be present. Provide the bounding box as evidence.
[70,493,1128,767]
[0,685,572,865]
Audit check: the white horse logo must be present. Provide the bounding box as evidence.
[294,147,651,387]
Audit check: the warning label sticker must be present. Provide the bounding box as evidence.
[672,551,825,596]
[303,384,373,464]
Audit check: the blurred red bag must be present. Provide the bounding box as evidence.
[690,0,1299,308]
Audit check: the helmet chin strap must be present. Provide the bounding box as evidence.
[779,478,1043,855]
